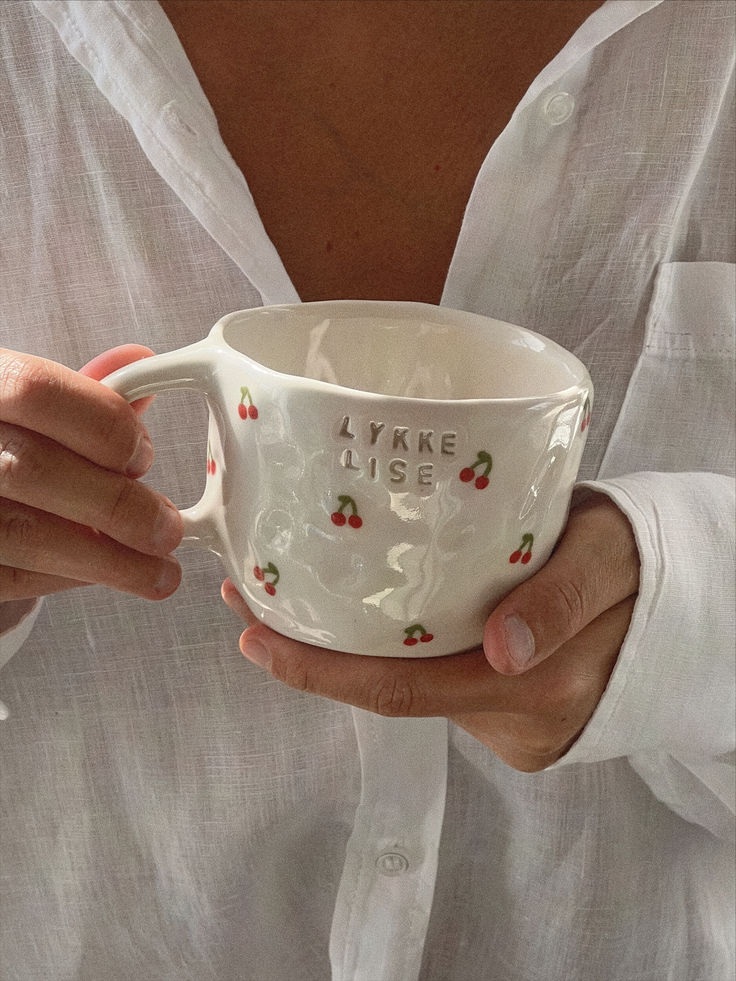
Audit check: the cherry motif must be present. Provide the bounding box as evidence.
[581,396,592,432]
[459,451,492,489]
[238,386,259,420]
[331,495,363,529]
[403,623,434,646]
[206,442,216,475]
[254,562,279,595]
[509,533,534,565]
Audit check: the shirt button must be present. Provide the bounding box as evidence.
[544,91,575,125]
[375,852,410,876]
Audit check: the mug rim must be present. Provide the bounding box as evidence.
[211,299,592,406]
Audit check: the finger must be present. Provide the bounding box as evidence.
[0,499,181,601]
[455,596,637,770]
[79,344,155,415]
[0,423,182,556]
[239,621,501,717]
[0,348,154,477]
[484,493,640,675]
[220,578,258,625]
[0,565,90,601]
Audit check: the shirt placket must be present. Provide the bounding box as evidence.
[329,711,449,981]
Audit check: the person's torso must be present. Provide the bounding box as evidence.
[0,2,733,978]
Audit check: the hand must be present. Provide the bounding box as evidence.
[222,494,640,771]
[0,346,183,601]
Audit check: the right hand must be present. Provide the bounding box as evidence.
[0,346,183,602]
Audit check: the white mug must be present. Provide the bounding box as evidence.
[103,301,592,657]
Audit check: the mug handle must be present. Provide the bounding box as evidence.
[101,341,219,549]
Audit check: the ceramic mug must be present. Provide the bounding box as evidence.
[103,300,592,657]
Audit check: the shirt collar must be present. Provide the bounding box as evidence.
[32,0,665,305]
[32,0,300,305]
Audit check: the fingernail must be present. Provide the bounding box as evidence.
[127,432,154,476]
[154,556,181,597]
[152,500,183,552]
[504,615,535,667]
[242,636,270,670]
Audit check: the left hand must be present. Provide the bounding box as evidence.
[222,493,640,771]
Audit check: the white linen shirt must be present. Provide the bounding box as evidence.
[0,2,734,979]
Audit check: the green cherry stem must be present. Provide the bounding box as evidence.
[337,494,358,516]
[475,451,493,478]
[403,623,434,646]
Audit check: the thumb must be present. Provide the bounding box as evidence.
[483,495,640,675]
[79,344,155,415]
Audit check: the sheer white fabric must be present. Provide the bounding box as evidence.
[0,1,733,978]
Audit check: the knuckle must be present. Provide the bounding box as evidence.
[368,673,417,717]
[0,426,47,494]
[1,564,39,597]
[0,351,54,407]
[0,350,140,471]
[549,577,587,633]
[270,652,311,693]
[104,476,140,531]
[0,425,31,488]
[0,503,39,552]
[97,396,140,465]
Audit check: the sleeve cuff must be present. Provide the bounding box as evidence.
[550,471,735,766]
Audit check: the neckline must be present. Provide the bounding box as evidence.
[33,0,662,307]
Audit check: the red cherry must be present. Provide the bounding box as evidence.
[403,637,419,646]
[459,467,474,482]
[210,460,216,475]
[521,551,532,564]
[348,514,363,529]
[248,405,259,419]
[509,550,522,564]
[475,475,490,490]
[238,403,248,419]
[254,566,264,581]
[419,633,434,643]
[264,582,276,596]
[331,512,347,526]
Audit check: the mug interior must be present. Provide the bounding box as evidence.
[220,301,586,401]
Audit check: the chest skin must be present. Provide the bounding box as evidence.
[159,0,603,304]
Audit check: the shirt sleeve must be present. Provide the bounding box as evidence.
[550,471,735,842]
[0,598,43,720]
